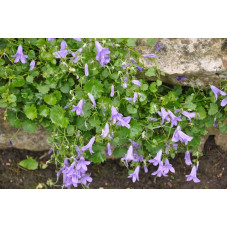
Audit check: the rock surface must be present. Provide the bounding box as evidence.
[137,38,227,88]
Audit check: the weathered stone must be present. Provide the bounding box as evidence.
[0,112,50,151]
[137,38,227,88]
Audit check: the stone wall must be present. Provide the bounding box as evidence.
[0,38,227,151]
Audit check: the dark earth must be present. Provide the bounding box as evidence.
[0,136,226,189]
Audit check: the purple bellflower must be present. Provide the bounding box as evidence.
[123,83,128,88]
[172,126,193,145]
[95,41,111,66]
[81,137,95,154]
[185,166,200,183]
[11,45,28,64]
[73,38,82,41]
[29,60,35,71]
[130,139,142,151]
[143,54,156,58]
[211,85,226,101]
[88,93,96,108]
[76,156,91,171]
[126,92,138,103]
[132,80,141,87]
[144,165,148,173]
[110,85,114,97]
[168,110,182,127]
[213,118,218,127]
[128,166,140,183]
[175,76,187,82]
[160,107,170,124]
[100,123,109,138]
[85,64,89,76]
[48,38,55,41]
[75,145,83,158]
[148,150,162,166]
[106,142,112,156]
[110,106,123,124]
[71,48,83,63]
[163,159,175,174]
[54,40,68,59]
[121,145,135,162]
[79,174,92,186]
[152,161,168,177]
[182,111,196,122]
[221,97,227,107]
[156,42,164,52]
[9,139,12,147]
[185,151,192,166]
[116,116,131,129]
[149,117,158,121]
[71,99,85,115]
[136,65,143,72]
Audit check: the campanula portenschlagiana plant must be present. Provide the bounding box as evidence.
[0,38,226,188]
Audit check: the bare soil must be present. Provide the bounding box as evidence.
[0,136,226,189]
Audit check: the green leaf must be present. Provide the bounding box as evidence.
[145,67,156,77]
[11,76,25,87]
[84,79,104,98]
[39,105,49,117]
[147,38,156,46]
[113,147,127,158]
[22,120,37,133]
[127,38,137,47]
[156,79,162,86]
[24,105,37,120]
[86,144,106,163]
[0,59,5,65]
[208,103,218,115]
[60,83,70,93]
[67,125,75,134]
[19,157,38,170]
[37,84,50,94]
[8,94,17,103]
[141,83,148,91]
[149,82,157,93]
[8,111,21,128]
[127,104,137,114]
[129,121,143,138]
[149,103,156,114]
[0,38,8,49]
[50,105,69,128]
[0,99,7,108]
[197,106,206,120]
[44,93,57,105]
[219,123,227,133]
[26,75,34,83]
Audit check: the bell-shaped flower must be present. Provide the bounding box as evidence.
[75,145,83,158]
[110,106,123,124]
[172,126,193,145]
[95,41,111,66]
[151,161,168,177]
[132,80,141,87]
[29,60,35,71]
[79,174,92,186]
[11,45,28,64]
[110,85,114,97]
[144,165,148,173]
[168,110,182,127]
[48,38,55,41]
[149,117,158,121]
[54,40,68,59]
[156,42,163,52]
[128,166,140,183]
[185,166,200,183]
[175,76,187,82]
[100,123,109,138]
[221,97,227,107]
[87,93,96,108]
[182,111,196,122]
[160,107,170,124]
[106,142,112,156]
[73,38,82,41]
[123,83,128,88]
[71,99,85,115]
[71,48,82,63]
[185,151,192,166]
[126,92,138,103]
[121,145,135,162]
[116,116,131,129]
[136,65,143,72]
[129,139,141,151]
[211,85,226,101]
[81,137,95,154]
[76,156,91,171]
[148,150,162,166]
[163,159,175,174]
[213,118,218,127]
[85,64,89,76]
[143,54,156,58]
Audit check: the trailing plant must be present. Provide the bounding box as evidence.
[0,38,226,188]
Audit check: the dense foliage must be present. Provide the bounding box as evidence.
[0,38,226,188]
